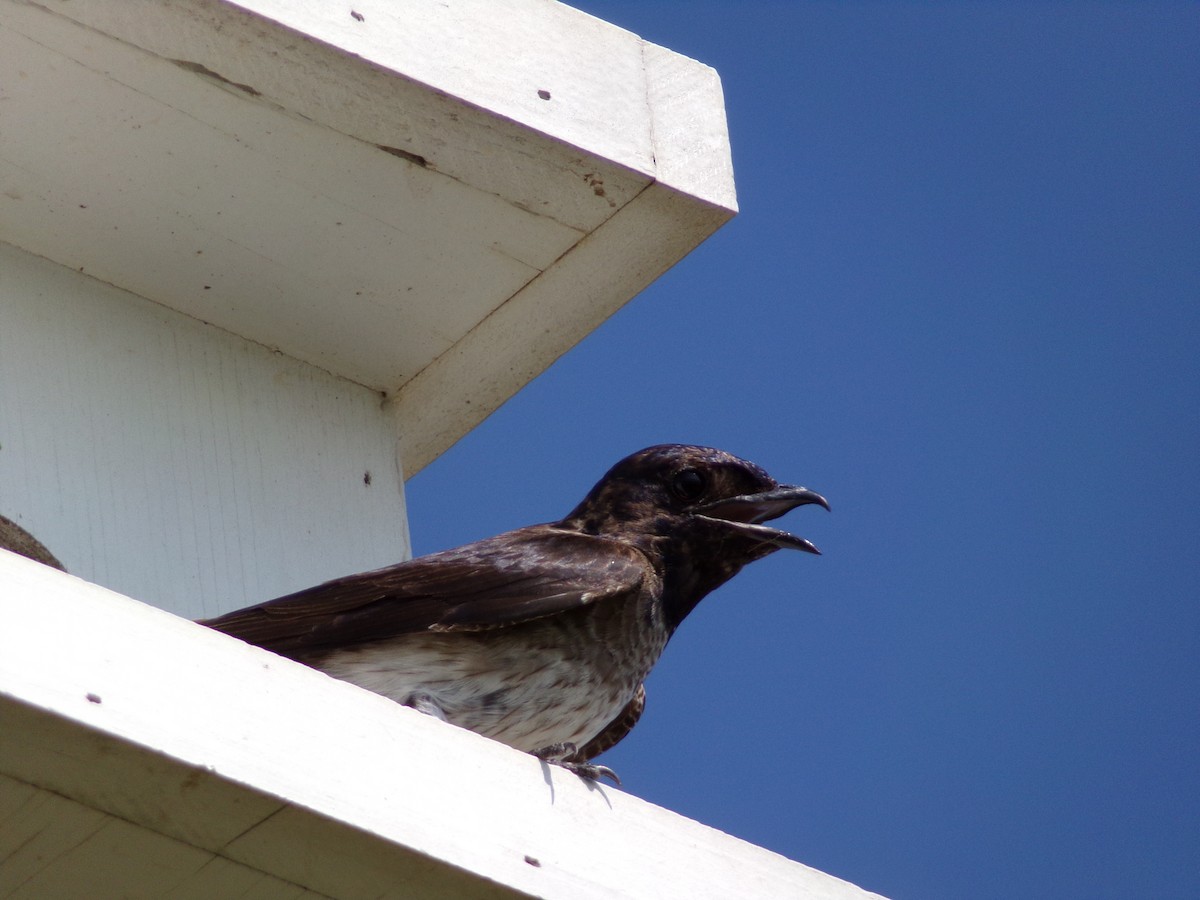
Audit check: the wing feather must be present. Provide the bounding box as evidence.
[199,525,647,659]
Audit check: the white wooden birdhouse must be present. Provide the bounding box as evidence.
[0,2,882,897]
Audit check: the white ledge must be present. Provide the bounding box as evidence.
[0,550,884,899]
[0,0,736,475]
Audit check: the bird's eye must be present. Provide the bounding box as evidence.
[671,468,706,502]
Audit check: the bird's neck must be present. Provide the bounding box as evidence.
[657,539,751,633]
[558,509,771,634]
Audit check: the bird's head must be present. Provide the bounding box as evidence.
[562,444,828,630]
[563,443,829,558]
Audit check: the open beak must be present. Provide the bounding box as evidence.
[693,485,830,554]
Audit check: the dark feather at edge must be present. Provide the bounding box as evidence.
[574,683,647,761]
[199,526,648,659]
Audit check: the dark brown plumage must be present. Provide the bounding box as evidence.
[200,444,828,783]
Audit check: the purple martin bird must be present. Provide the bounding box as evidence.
[200,444,828,783]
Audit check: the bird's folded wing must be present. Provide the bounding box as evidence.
[198,526,649,659]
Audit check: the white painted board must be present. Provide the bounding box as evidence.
[0,0,736,474]
[1,550,888,900]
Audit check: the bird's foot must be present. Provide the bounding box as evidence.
[532,742,621,786]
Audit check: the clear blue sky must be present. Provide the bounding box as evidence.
[406,4,1199,898]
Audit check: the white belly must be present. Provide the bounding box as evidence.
[315,607,668,752]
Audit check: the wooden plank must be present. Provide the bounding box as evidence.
[644,42,739,211]
[390,182,733,475]
[0,775,328,899]
[0,0,736,473]
[31,0,656,230]
[0,550,887,900]
[0,6,581,390]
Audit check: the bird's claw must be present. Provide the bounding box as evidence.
[532,742,621,786]
[561,761,621,785]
